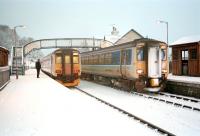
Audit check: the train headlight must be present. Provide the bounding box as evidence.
[162,69,167,73]
[56,70,62,74]
[137,69,144,74]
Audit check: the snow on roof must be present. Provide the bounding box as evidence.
[170,35,200,46]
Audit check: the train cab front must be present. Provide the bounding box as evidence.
[136,41,168,92]
[55,49,80,87]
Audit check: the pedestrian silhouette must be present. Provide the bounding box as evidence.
[35,59,41,78]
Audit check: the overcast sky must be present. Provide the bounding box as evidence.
[0,0,199,44]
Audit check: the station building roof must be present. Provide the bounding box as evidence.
[170,35,200,46]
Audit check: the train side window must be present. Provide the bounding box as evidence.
[137,48,144,61]
[104,53,111,65]
[111,51,120,65]
[56,56,62,64]
[99,54,104,65]
[126,49,132,65]
[65,55,71,64]
[81,57,84,64]
[93,55,98,65]
[161,49,166,61]
[73,56,79,64]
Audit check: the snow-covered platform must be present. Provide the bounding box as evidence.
[0,69,159,136]
[168,74,200,84]
[166,74,200,98]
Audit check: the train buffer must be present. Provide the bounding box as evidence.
[0,69,160,136]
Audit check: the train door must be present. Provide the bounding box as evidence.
[181,50,188,75]
[64,51,71,76]
[120,49,132,78]
[120,50,126,78]
[148,46,161,78]
[55,53,62,76]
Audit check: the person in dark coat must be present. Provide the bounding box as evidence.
[35,59,41,78]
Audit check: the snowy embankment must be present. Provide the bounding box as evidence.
[0,69,160,136]
[78,80,200,136]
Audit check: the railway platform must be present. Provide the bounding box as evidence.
[166,74,200,98]
[0,69,159,136]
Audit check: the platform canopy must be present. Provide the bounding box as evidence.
[23,38,107,56]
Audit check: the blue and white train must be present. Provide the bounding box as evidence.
[81,38,168,92]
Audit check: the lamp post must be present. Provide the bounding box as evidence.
[157,20,170,73]
[14,25,25,79]
[157,20,168,45]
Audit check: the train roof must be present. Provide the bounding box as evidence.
[81,38,166,55]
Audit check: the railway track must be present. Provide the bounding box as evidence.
[87,80,200,112]
[73,87,175,136]
[132,91,200,112]
[157,92,200,103]
[89,80,200,112]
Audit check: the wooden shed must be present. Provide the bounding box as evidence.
[170,36,200,76]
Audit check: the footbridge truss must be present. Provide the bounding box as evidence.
[23,38,107,56]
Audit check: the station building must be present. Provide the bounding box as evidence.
[170,35,200,76]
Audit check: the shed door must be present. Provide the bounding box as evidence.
[181,50,188,75]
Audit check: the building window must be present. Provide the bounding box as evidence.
[181,50,188,60]
[190,49,197,59]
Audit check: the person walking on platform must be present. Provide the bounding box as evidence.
[35,59,41,78]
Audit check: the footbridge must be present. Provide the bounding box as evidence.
[11,38,113,75]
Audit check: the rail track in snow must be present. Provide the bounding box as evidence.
[157,92,200,103]
[131,91,200,112]
[87,80,200,112]
[73,87,175,136]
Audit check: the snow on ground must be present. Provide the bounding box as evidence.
[167,74,200,84]
[78,80,200,136]
[0,69,160,136]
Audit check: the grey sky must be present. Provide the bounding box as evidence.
[0,0,199,44]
